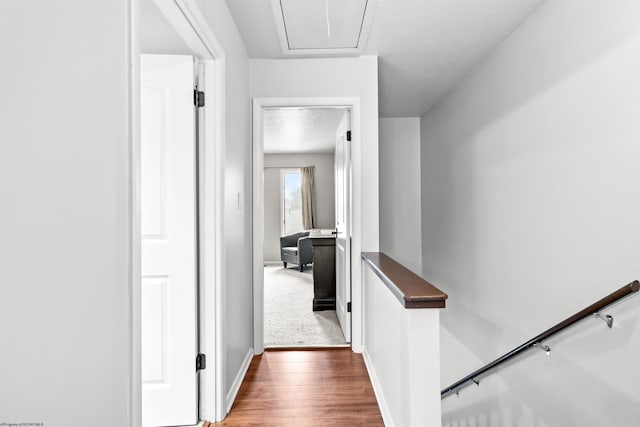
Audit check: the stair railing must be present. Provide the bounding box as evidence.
[441,280,639,399]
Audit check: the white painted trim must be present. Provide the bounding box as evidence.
[355,0,378,52]
[362,348,395,427]
[199,56,227,423]
[153,0,224,59]
[225,348,254,414]
[269,0,378,58]
[212,56,227,424]
[252,97,361,354]
[128,1,142,426]
[133,0,227,424]
[269,0,290,55]
[252,100,266,355]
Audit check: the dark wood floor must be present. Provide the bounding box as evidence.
[212,348,384,426]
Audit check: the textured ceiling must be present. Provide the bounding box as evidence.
[226,0,545,117]
[263,108,347,154]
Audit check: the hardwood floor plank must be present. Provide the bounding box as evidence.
[216,348,383,426]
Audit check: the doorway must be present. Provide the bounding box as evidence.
[137,0,225,425]
[253,100,355,353]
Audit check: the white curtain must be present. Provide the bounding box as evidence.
[301,166,316,230]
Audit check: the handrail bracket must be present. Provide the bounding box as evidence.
[533,342,551,356]
[594,311,614,329]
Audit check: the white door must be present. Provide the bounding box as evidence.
[141,54,198,427]
[335,110,352,342]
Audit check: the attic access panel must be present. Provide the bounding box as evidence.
[280,0,369,50]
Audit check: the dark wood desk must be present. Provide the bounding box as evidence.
[310,236,336,311]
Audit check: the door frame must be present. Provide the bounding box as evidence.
[252,97,359,354]
[131,0,227,423]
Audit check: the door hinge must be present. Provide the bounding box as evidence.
[346,130,352,142]
[194,89,205,108]
[196,353,206,371]
[347,302,352,313]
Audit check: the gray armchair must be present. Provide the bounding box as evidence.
[280,231,313,272]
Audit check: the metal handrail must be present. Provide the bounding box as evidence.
[441,280,639,399]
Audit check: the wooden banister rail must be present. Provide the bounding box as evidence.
[441,280,640,399]
[361,252,448,308]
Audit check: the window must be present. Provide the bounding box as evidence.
[281,169,302,234]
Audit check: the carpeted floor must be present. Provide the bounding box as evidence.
[264,264,347,347]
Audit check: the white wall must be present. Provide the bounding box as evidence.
[420,1,640,425]
[263,153,336,262]
[0,1,253,424]
[0,1,134,426]
[194,0,254,409]
[362,266,441,427]
[251,56,379,351]
[379,118,422,274]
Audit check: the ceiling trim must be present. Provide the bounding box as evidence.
[269,0,378,57]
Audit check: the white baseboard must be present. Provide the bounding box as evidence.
[225,347,254,414]
[362,347,395,427]
[263,261,282,266]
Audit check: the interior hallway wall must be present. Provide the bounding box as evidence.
[420,1,640,425]
[0,1,134,425]
[0,0,254,423]
[379,117,422,274]
[263,153,336,262]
